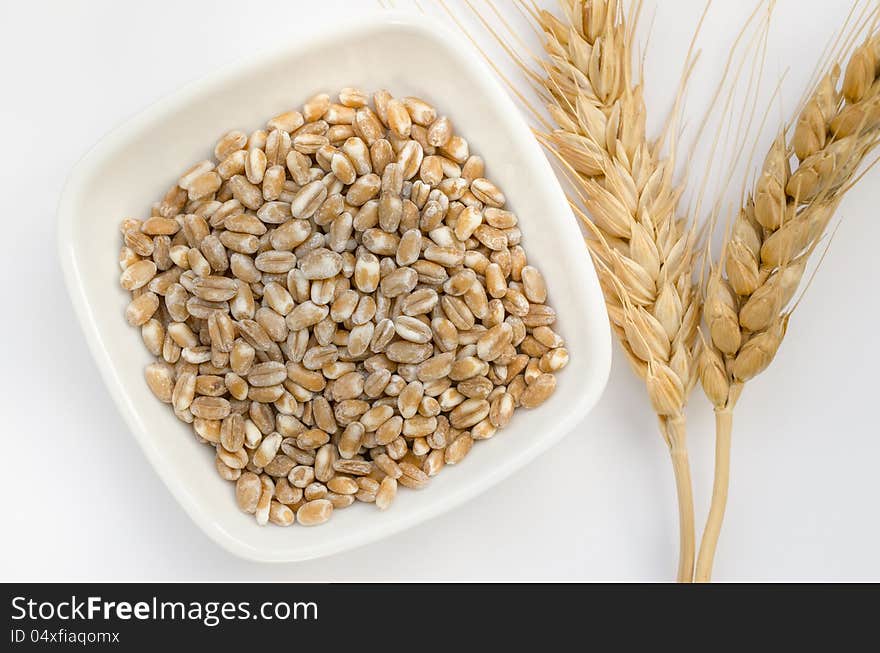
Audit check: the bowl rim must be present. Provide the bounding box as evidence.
[56,9,612,562]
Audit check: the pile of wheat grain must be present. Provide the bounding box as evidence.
[119,86,568,528]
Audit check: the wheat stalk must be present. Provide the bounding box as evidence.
[697,9,880,582]
[444,0,707,581]
[538,2,703,583]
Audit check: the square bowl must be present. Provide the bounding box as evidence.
[57,11,611,562]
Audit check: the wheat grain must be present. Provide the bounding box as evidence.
[119,86,571,531]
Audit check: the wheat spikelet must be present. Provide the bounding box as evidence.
[697,16,880,582]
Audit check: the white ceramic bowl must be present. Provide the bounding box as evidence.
[57,11,611,562]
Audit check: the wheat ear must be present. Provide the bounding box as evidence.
[444,0,700,581]
[509,0,703,582]
[698,15,880,582]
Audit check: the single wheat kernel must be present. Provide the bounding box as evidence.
[235,472,261,514]
[375,477,398,510]
[297,499,333,526]
[144,362,175,403]
[445,433,474,464]
[268,501,295,526]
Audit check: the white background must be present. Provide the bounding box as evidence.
[1,0,877,582]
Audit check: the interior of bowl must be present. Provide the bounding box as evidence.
[58,12,611,561]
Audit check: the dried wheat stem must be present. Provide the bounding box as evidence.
[698,18,880,581]
[694,380,742,582]
[661,414,695,583]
